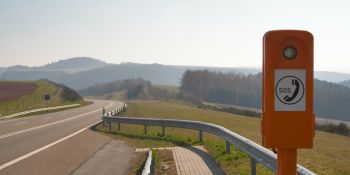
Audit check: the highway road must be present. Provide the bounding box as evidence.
[0,100,133,175]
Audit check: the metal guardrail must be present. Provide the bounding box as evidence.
[102,104,316,175]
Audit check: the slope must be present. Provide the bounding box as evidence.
[0,79,83,117]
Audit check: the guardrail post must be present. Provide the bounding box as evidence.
[161,126,165,137]
[250,157,256,175]
[144,125,148,135]
[226,140,231,154]
[118,122,121,131]
[108,121,112,132]
[102,120,105,127]
[199,130,203,142]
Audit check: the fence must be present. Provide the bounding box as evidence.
[102,104,315,175]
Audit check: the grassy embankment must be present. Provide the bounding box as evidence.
[95,100,350,175]
[0,80,87,117]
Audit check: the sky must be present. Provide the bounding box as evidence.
[1,0,350,72]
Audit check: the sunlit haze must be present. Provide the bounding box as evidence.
[1,0,350,72]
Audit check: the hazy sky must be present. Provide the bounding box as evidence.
[1,0,350,72]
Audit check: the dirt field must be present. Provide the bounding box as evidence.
[0,81,38,101]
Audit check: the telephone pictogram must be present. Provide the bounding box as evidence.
[283,79,300,102]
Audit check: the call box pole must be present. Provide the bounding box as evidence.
[278,149,297,175]
[262,30,314,175]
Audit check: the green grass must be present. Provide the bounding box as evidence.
[17,101,92,118]
[96,100,350,175]
[153,84,179,95]
[110,91,127,101]
[0,80,86,117]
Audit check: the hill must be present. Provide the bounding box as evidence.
[1,61,261,90]
[315,71,350,83]
[37,57,107,73]
[2,57,350,90]
[0,79,83,116]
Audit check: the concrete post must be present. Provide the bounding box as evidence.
[226,140,231,154]
[199,130,203,142]
[144,125,148,135]
[251,157,256,175]
[162,126,165,137]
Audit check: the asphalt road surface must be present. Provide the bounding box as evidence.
[0,100,133,175]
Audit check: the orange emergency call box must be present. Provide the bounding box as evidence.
[262,30,314,148]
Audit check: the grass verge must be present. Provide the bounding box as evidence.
[153,149,177,175]
[128,151,148,175]
[95,100,350,175]
[16,101,92,118]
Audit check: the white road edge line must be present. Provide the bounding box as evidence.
[0,120,102,171]
[0,102,112,140]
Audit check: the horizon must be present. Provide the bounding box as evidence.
[3,56,350,74]
[1,1,350,72]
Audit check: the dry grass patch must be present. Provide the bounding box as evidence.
[154,149,177,175]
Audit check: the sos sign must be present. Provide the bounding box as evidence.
[262,30,314,148]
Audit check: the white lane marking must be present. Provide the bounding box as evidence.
[0,100,102,125]
[0,104,81,120]
[0,102,112,140]
[0,120,102,171]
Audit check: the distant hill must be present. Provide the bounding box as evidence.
[37,57,107,73]
[315,71,350,83]
[1,57,350,90]
[2,57,107,75]
[0,59,262,90]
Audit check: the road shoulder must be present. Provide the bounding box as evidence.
[72,139,135,175]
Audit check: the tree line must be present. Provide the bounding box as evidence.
[180,70,350,121]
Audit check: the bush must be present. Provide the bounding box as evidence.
[316,122,350,136]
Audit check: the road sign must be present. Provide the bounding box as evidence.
[44,94,50,101]
[275,69,305,111]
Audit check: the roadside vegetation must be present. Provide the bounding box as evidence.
[0,79,86,117]
[81,76,350,137]
[316,122,350,136]
[180,70,350,121]
[153,149,177,175]
[95,100,350,175]
[128,151,148,175]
